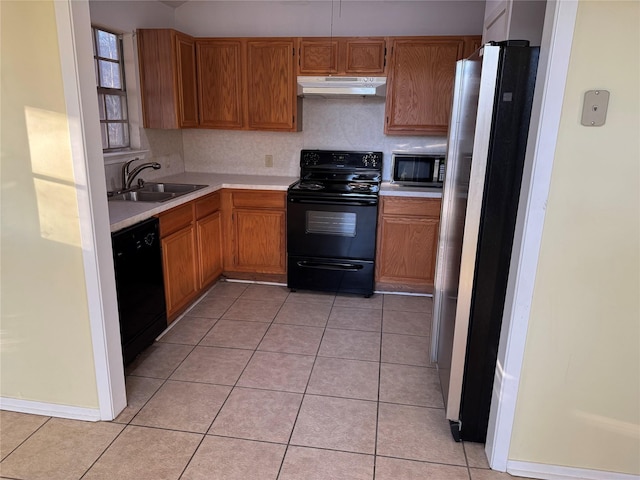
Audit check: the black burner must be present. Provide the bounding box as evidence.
[297,182,325,191]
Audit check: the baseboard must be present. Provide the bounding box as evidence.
[507,460,640,480]
[222,272,287,284]
[0,397,101,422]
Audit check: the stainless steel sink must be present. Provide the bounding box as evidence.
[109,191,176,202]
[140,182,208,194]
[108,183,208,203]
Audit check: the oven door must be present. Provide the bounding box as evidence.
[287,194,378,260]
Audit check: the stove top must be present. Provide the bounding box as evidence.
[290,149,383,200]
[289,180,380,195]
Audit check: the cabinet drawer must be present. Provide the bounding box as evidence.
[232,191,285,209]
[158,203,194,237]
[195,192,221,219]
[381,197,441,217]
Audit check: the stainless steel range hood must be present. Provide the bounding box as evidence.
[297,76,386,98]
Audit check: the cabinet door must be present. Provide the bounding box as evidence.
[197,211,223,288]
[231,208,286,273]
[246,39,298,131]
[299,38,339,74]
[197,39,245,129]
[161,226,198,321]
[385,37,464,135]
[137,29,198,129]
[175,32,199,127]
[298,37,386,75]
[137,29,180,129]
[344,38,386,74]
[376,216,440,287]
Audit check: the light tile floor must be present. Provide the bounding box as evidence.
[0,281,533,480]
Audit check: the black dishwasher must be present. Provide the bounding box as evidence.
[111,217,167,365]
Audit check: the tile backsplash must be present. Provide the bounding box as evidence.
[105,98,448,188]
[183,98,447,181]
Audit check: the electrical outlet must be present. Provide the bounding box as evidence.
[265,154,273,167]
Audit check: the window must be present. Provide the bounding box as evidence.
[92,27,129,151]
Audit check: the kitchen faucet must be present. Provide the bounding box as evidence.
[121,158,161,190]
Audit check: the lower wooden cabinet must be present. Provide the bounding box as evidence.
[375,196,442,293]
[157,192,222,322]
[155,188,440,317]
[197,211,223,288]
[161,225,198,321]
[221,189,286,278]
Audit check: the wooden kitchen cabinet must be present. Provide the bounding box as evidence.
[157,192,223,321]
[196,37,300,132]
[221,190,287,278]
[196,39,244,129]
[384,36,480,135]
[158,204,198,321]
[195,193,223,288]
[137,29,198,129]
[375,196,442,293]
[246,38,300,131]
[298,37,387,75]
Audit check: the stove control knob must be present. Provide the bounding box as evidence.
[303,152,320,166]
[362,153,379,168]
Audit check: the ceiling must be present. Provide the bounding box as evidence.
[159,0,188,8]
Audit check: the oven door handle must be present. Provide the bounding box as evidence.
[296,260,364,271]
[288,197,378,207]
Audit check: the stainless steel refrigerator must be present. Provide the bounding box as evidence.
[431,41,539,443]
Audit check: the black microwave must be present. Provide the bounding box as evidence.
[390,153,445,187]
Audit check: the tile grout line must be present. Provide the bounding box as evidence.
[0,415,54,466]
[112,285,448,479]
[177,283,289,479]
[86,306,225,480]
[274,289,338,480]
[118,281,249,479]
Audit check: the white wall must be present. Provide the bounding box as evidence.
[1,0,100,411]
[175,1,485,37]
[483,0,546,46]
[89,0,175,32]
[508,0,639,476]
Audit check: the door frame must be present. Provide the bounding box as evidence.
[54,0,126,420]
[485,0,579,470]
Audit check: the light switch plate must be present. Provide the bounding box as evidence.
[581,90,610,126]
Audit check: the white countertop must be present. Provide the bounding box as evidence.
[380,182,443,198]
[109,172,297,232]
[109,173,443,232]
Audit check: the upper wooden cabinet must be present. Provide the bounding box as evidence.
[385,37,464,136]
[246,39,299,131]
[298,37,387,75]
[196,37,300,132]
[196,39,244,129]
[137,29,198,129]
[384,36,481,136]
